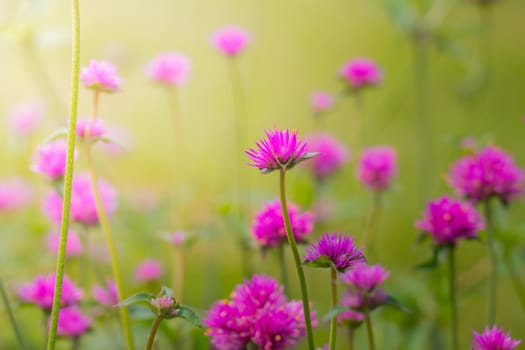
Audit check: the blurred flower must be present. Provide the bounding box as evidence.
[53,306,92,338]
[449,146,524,204]
[0,179,32,212]
[18,273,82,310]
[339,58,381,90]
[43,173,118,226]
[459,136,478,152]
[168,231,187,247]
[6,101,45,136]
[311,91,334,114]
[211,26,251,57]
[416,196,484,246]
[46,230,83,257]
[304,232,365,272]
[303,133,349,181]
[337,309,364,327]
[472,325,521,350]
[204,275,315,350]
[80,59,122,93]
[339,288,389,312]
[31,141,73,180]
[341,263,390,295]
[92,279,118,307]
[357,146,397,192]
[246,128,311,173]
[134,259,163,283]
[76,118,106,140]
[147,52,191,86]
[252,200,314,248]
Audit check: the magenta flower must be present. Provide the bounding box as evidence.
[18,273,82,310]
[337,309,364,326]
[43,173,118,226]
[339,58,381,90]
[304,232,365,271]
[339,288,388,312]
[168,231,187,247]
[204,275,315,350]
[416,196,484,246]
[472,325,521,350]
[53,306,92,338]
[7,101,45,136]
[134,259,163,283]
[31,141,73,180]
[311,91,335,114]
[252,200,314,248]
[341,263,390,295]
[358,146,397,192]
[92,279,118,307]
[0,179,32,212]
[303,133,349,181]
[246,128,314,173]
[449,146,524,204]
[147,52,191,86]
[76,118,106,140]
[80,59,122,92]
[211,26,251,57]
[151,296,175,310]
[46,230,83,257]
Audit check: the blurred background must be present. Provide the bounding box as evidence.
[0,0,524,348]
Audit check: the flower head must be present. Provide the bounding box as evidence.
[147,52,191,86]
[449,146,524,204]
[311,92,335,114]
[92,279,118,307]
[168,231,187,247]
[303,133,349,181]
[336,309,364,327]
[246,128,313,173]
[46,230,83,257]
[7,101,45,136]
[211,26,251,56]
[31,141,73,180]
[472,325,521,350]
[358,146,397,192]
[339,287,389,312]
[75,118,106,140]
[252,200,314,248]
[134,259,163,283]
[304,232,365,272]
[341,263,390,295]
[416,196,484,246]
[80,60,122,92]
[151,295,174,310]
[19,273,82,310]
[0,179,32,212]
[339,58,381,90]
[53,306,92,338]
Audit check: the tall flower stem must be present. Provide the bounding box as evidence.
[277,244,290,294]
[352,91,364,150]
[0,275,27,350]
[504,256,525,313]
[347,326,354,350]
[46,0,80,347]
[484,199,497,325]
[328,267,338,350]
[362,191,382,257]
[145,316,163,350]
[173,248,185,300]
[447,246,458,350]
[278,169,315,350]
[363,297,375,350]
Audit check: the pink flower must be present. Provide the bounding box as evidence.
[31,141,73,180]
[341,263,390,295]
[169,231,187,247]
[134,259,163,283]
[357,146,397,192]
[147,52,191,86]
[46,230,83,257]
[211,26,251,57]
[303,133,349,181]
[18,273,82,310]
[151,296,174,310]
[472,325,521,350]
[0,179,32,212]
[339,58,381,90]
[43,173,118,226]
[92,279,118,307]
[80,60,122,92]
[303,232,365,272]
[75,118,106,140]
[311,91,335,114]
[7,101,45,136]
[53,306,92,338]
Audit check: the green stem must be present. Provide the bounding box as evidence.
[448,246,458,350]
[484,199,497,325]
[353,91,364,150]
[362,191,382,258]
[145,316,163,350]
[504,256,525,313]
[347,326,354,350]
[173,248,184,300]
[328,267,338,350]
[363,298,375,350]
[46,0,80,347]
[277,244,289,294]
[278,169,315,350]
[0,275,27,350]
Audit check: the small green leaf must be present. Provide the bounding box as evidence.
[303,255,332,269]
[175,305,204,329]
[117,292,155,309]
[160,286,174,299]
[321,305,349,323]
[383,296,413,314]
[302,152,320,160]
[43,127,68,144]
[260,168,276,174]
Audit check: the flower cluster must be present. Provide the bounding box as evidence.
[303,232,365,271]
[204,275,315,350]
[472,325,521,350]
[303,133,349,181]
[357,146,397,192]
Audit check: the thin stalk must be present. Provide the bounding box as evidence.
[362,191,382,257]
[145,316,163,350]
[46,0,80,347]
[0,276,27,350]
[484,199,497,325]
[363,297,375,350]
[173,248,184,300]
[328,267,338,350]
[71,337,80,350]
[448,246,458,350]
[504,256,525,313]
[278,169,315,350]
[347,326,354,350]
[352,91,364,150]
[277,244,289,294]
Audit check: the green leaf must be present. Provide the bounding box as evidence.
[415,245,447,270]
[42,127,68,144]
[321,305,349,323]
[175,305,204,329]
[303,255,332,269]
[383,296,413,314]
[301,152,320,160]
[260,168,276,174]
[117,292,155,311]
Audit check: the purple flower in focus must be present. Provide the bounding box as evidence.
[80,60,122,92]
[416,196,484,246]
[211,26,251,57]
[472,325,521,350]
[311,92,334,114]
[339,58,381,90]
[341,263,390,295]
[252,200,314,248]
[53,306,92,338]
[31,141,73,180]
[0,179,32,212]
[147,52,191,86]
[134,259,163,283]
[7,101,45,136]
[303,133,349,181]
[46,230,83,257]
[92,279,118,307]
[303,232,365,272]
[18,273,82,310]
[449,146,524,204]
[358,146,397,192]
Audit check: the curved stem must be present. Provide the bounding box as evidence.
[484,199,497,325]
[504,255,525,313]
[145,316,163,350]
[0,275,27,350]
[328,267,338,350]
[277,244,289,294]
[363,297,375,350]
[46,0,80,347]
[448,246,458,350]
[278,169,315,350]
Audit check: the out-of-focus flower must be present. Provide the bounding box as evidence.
[304,232,365,272]
[80,60,122,92]
[303,133,349,181]
[168,231,187,247]
[211,26,251,57]
[311,92,334,114]
[31,141,73,180]
[18,273,82,310]
[0,179,32,212]
[341,263,390,295]
[134,259,163,283]
[357,146,397,192]
[339,59,381,90]
[46,230,83,257]
[75,118,106,140]
[471,325,521,350]
[53,306,92,338]
[339,288,389,312]
[147,52,191,86]
[6,101,45,136]
[92,279,118,307]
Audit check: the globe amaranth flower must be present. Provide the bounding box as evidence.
[252,200,314,248]
[341,263,390,295]
[147,52,191,86]
[358,146,397,192]
[339,287,389,313]
[339,58,381,90]
[311,91,334,114]
[246,128,315,173]
[204,275,316,350]
[80,59,122,92]
[449,146,524,204]
[134,259,163,284]
[46,230,83,257]
[31,141,74,180]
[76,118,106,140]
[7,101,45,136]
[303,232,365,272]
[303,133,349,181]
[18,273,82,310]
[211,26,251,56]
[53,306,92,338]
[92,279,118,307]
[0,178,32,212]
[472,325,521,350]
[416,196,484,246]
[43,173,117,226]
